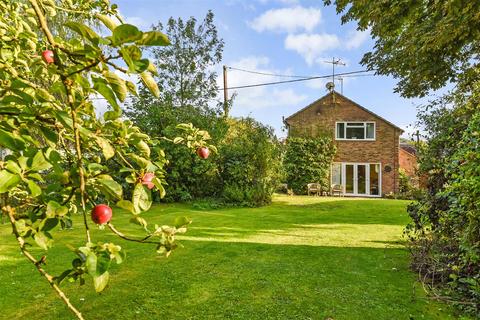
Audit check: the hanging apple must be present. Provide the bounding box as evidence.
[141,172,155,189]
[91,204,112,225]
[42,50,54,64]
[196,147,210,159]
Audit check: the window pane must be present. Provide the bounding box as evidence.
[331,163,342,185]
[346,122,364,127]
[336,123,345,138]
[346,127,365,139]
[358,165,366,194]
[366,123,375,139]
[345,165,354,193]
[370,164,380,195]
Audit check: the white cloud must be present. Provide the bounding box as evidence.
[284,33,340,65]
[224,56,307,110]
[250,6,322,33]
[344,29,370,49]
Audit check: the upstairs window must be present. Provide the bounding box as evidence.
[336,122,375,140]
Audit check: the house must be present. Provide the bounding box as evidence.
[284,91,405,197]
[399,144,421,187]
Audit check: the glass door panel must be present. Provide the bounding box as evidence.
[369,164,380,195]
[357,164,367,195]
[345,164,354,194]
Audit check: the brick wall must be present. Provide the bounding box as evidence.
[286,92,401,195]
[399,148,419,186]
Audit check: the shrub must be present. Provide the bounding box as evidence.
[218,118,282,206]
[283,137,336,195]
[406,93,480,316]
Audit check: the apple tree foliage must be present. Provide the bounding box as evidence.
[0,1,213,319]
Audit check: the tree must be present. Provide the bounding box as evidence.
[325,0,480,97]
[125,10,225,127]
[0,1,212,319]
[219,118,282,206]
[283,137,336,195]
[125,11,227,202]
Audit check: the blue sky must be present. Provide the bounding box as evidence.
[113,0,424,138]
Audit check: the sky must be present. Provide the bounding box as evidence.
[111,0,426,139]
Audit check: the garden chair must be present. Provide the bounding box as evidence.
[307,183,321,196]
[331,184,343,196]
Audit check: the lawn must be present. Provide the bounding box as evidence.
[0,195,464,319]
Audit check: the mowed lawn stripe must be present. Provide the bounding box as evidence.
[0,195,462,319]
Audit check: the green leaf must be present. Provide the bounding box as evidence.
[86,252,97,275]
[34,232,52,250]
[93,271,109,292]
[46,201,69,218]
[104,71,127,102]
[152,177,166,199]
[0,170,21,193]
[132,59,150,73]
[95,136,115,160]
[135,140,150,158]
[55,269,73,285]
[147,61,158,76]
[27,180,41,197]
[92,76,120,113]
[103,110,121,121]
[132,183,152,213]
[39,126,58,145]
[116,200,136,213]
[30,150,52,171]
[125,80,138,96]
[5,160,22,174]
[140,71,159,97]
[130,216,147,228]
[136,31,170,46]
[174,216,191,228]
[65,22,100,45]
[0,128,26,151]
[95,13,118,31]
[112,24,142,45]
[96,252,111,275]
[98,178,123,200]
[41,218,59,232]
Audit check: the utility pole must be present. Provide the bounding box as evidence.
[415,130,420,150]
[223,65,229,117]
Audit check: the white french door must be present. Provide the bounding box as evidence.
[331,163,381,197]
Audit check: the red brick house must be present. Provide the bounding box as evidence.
[284,91,405,197]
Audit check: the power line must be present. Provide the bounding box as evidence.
[227,66,313,79]
[219,69,372,91]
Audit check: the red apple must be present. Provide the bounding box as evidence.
[91,204,112,225]
[196,147,210,159]
[42,50,54,64]
[141,172,155,189]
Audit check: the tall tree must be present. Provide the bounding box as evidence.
[125,11,227,202]
[125,10,225,135]
[325,0,480,97]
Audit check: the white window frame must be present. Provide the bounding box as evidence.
[330,162,382,197]
[335,121,376,141]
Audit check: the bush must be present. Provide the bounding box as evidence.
[405,92,480,316]
[283,137,336,195]
[397,169,424,200]
[218,118,282,206]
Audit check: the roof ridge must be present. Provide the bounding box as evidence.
[285,91,404,132]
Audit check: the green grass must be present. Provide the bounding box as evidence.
[0,195,465,319]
